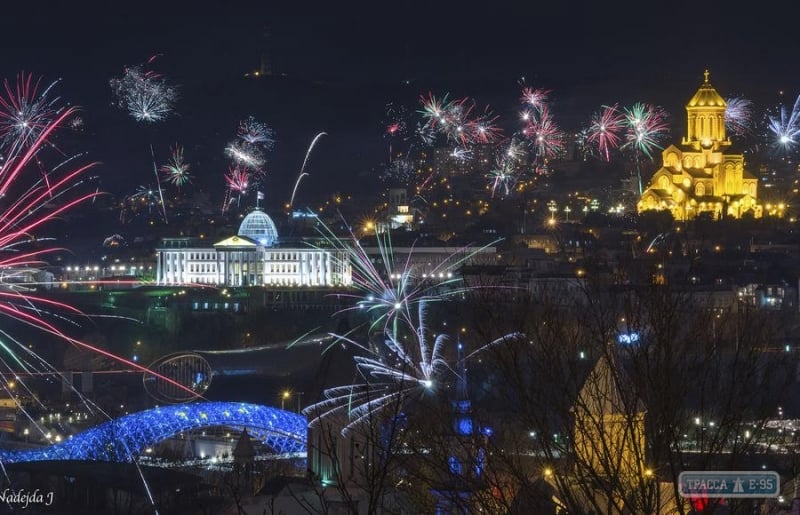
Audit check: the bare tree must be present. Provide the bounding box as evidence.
[462,271,797,514]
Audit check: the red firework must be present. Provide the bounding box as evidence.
[587,104,625,162]
[0,79,200,399]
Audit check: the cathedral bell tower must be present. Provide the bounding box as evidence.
[682,70,731,151]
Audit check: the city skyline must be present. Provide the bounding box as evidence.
[2,4,800,513]
[0,2,797,204]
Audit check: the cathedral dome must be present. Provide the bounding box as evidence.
[238,209,279,246]
[687,71,726,108]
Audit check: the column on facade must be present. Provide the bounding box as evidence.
[236,251,243,287]
[169,252,176,284]
[250,250,256,286]
[311,252,320,286]
[178,251,185,284]
[246,251,252,286]
[169,252,175,284]
[297,252,305,286]
[222,251,229,286]
[167,252,173,284]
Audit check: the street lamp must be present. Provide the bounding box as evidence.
[547,200,558,222]
[281,390,291,410]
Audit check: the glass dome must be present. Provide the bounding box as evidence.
[238,209,279,247]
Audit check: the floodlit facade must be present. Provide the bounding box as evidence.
[638,71,762,220]
[155,209,352,287]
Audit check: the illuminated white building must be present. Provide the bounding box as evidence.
[155,209,352,287]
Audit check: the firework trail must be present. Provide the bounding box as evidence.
[314,219,497,343]
[303,221,521,435]
[621,102,670,194]
[110,56,178,224]
[0,94,202,512]
[0,90,202,487]
[725,96,754,138]
[0,73,73,194]
[586,104,625,162]
[767,93,800,155]
[290,132,327,209]
[160,144,191,187]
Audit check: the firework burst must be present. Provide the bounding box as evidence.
[487,158,519,198]
[467,107,504,145]
[725,97,754,138]
[520,86,551,111]
[120,185,162,222]
[237,116,275,149]
[767,94,800,155]
[621,102,670,159]
[586,104,625,162]
[110,56,178,225]
[419,92,452,129]
[109,57,178,124]
[0,86,200,408]
[303,223,521,435]
[380,156,417,186]
[417,92,502,148]
[223,165,250,211]
[225,165,250,194]
[0,72,65,153]
[621,102,670,195]
[522,105,565,161]
[0,83,210,509]
[160,144,191,187]
[383,102,412,163]
[224,140,265,170]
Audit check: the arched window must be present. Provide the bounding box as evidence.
[658,176,669,190]
[695,183,705,197]
[665,152,678,168]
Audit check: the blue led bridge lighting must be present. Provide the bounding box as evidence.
[0,402,306,463]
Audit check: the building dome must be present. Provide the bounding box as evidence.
[238,208,279,246]
[687,70,726,108]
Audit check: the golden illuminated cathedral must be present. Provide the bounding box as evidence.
[638,71,762,220]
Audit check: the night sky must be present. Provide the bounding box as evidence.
[0,1,796,203]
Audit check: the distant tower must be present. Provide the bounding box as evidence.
[233,427,256,470]
[572,352,647,511]
[431,342,486,514]
[259,28,273,77]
